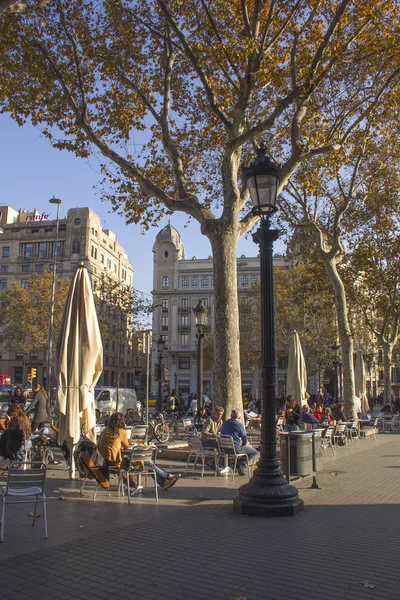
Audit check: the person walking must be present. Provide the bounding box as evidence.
[25,383,49,431]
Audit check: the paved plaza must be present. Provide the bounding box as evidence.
[1,434,400,600]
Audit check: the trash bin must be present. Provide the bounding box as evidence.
[279,431,313,477]
[312,429,323,472]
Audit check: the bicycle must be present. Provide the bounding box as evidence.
[150,411,170,443]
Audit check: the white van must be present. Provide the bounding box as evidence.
[94,387,141,418]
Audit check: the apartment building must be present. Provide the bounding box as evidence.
[0,205,134,388]
[151,223,289,399]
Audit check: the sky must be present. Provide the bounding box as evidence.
[0,114,285,295]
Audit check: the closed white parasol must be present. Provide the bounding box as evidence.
[55,264,103,478]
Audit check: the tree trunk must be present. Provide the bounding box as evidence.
[382,340,393,406]
[209,226,243,417]
[320,255,357,419]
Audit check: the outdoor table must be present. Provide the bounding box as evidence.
[123,445,157,496]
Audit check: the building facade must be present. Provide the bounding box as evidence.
[151,223,289,400]
[0,205,135,388]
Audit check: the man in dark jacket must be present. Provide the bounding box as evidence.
[331,403,347,422]
[26,383,49,431]
[300,405,320,429]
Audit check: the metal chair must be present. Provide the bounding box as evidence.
[333,423,348,448]
[347,421,359,442]
[130,425,148,444]
[185,436,218,477]
[119,446,158,503]
[321,427,336,456]
[1,462,48,542]
[217,435,254,481]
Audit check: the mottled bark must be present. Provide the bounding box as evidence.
[321,256,356,419]
[382,340,394,406]
[209,226,242,417]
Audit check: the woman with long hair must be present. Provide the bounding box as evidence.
[98,412,180,491]
[7,404,32,460]
[284,395,301,432]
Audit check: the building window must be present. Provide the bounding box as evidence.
[181,276,189,289]
[180,315,189,328]
[278,356,288,369]
[0,266,8,273]
[73,239,81,255]
[21,280,28,289]
[251,274,258,286]
[161,316,169,331]
[178,356,190,369]
[13,367,23,384]
[122,268,126,280]
[15,352,24,359]
[113,263,117,273]
[162,276,170,289]
[0,280,6,290]
[71,264,78,270]
[211,277,214,287]
[35,264,44,273]
[192,276,199,288]
[74,218,81,226]
[180,334,189,346]
[2,247,10,258]
[162,299,169,313]
[56,241,63,258]
[38,242,47,258]
[161,335,169,349]
[100,254,104,264]
[201,276,208,288]
[106,258,111,269]
[181,298,189,309]
[20,243,33,258]
[22,265,31,273]
[201,297,209,308]
[241,274,248,287]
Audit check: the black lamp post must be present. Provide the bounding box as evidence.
[134,357,142,393]
[233,145,303,518]
[193,299,208,409]
[332,342,340,404]
[156,335,165,412]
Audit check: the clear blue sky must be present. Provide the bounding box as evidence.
[0,114,285,295]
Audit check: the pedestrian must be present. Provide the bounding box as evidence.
[176,394,184,418]
[25,383,49,431]
[8,386,26,414]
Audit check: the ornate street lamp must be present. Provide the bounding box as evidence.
[46,196,62,399]
[331,342,340,404]
[156,335,165,412]
[234,145,303,517]
[193,299,208,408]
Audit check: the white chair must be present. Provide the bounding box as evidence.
[119,446,158,503]
[185,436,218,478]
[360,418,379,439]
[1,462,48,542]
[321,427,336,456]
[347,421,359,442]
[333,423,348,448]
[217,435,254,481]
[130,425,148,444]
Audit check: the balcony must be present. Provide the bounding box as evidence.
[178,307,189,314]
[178,325,191,332]
[170,344,196,352]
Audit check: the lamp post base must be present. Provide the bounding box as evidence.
[233,464,304,518]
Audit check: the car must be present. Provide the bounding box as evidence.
[94,387,139,418]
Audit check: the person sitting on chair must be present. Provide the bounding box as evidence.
[201,406,224,449]
[301,405,320,429]
[331,403,347,422]
[98,412,180,491]
[220,409,257,476]
[7,405,32,461]
[194,405,208,432]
